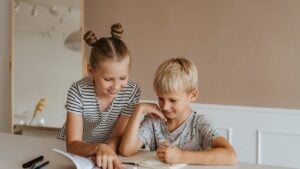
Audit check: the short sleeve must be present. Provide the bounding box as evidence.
[196,115,219,150]
[65,82,83,114]
[121,84,141,116]
[138,116,155,150]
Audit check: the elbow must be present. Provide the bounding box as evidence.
[119,143,136,157]
[226,150,238,165]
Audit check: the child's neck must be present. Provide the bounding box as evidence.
[166,109,192,132]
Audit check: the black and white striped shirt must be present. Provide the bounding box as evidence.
[57,77,141,143]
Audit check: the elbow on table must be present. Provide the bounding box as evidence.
[119,144,136,157]
[226,150,238,165]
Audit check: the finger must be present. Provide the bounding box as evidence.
[96,154,102,167]
[107,156,113,169]
[102,155,107,169]
[157,147,166,153]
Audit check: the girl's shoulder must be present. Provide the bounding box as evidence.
[126,80,140,89]
[73,77,93,88]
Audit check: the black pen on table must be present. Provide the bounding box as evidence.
[34,161,49,169]
[22,155,44,168]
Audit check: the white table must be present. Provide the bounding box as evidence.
[0,132,293,169]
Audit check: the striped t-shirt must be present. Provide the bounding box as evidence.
[57,77,141,143]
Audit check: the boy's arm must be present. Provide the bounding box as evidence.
[158,136,237,165]
[181,136,237,165]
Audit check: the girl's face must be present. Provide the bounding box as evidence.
[157,89,198,120]
[90,58,130,99]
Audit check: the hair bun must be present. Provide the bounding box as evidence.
[84,30,98,46]
[111,23,123,39]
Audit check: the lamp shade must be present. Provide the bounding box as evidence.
[64,30,81,52]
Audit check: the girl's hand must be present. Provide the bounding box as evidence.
[137,103,167,121]
[95,144,123,169]
[156,145,183,164]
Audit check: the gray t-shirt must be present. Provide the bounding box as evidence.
[138,111,219,151]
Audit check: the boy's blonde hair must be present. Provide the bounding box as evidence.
[153,57,198,95]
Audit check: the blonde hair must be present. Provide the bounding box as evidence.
[153,57,198,95]
[83,23,130,69]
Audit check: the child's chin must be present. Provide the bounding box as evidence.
[165,114,176,119]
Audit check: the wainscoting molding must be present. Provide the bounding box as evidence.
[257,130,300,168]
[217,127,232,144]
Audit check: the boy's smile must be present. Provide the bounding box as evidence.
[157,90,197,121]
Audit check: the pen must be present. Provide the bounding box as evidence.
[34,161,49,169]
[22,155,44,168]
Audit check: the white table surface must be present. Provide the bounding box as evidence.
[0,132,293,169]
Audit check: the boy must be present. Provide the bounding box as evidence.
[119,57,237,165]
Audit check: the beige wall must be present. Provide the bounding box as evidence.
[85,0,300,109]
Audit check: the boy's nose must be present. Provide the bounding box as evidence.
[161,102,170,111]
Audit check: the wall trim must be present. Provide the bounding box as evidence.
[256,130,300,165]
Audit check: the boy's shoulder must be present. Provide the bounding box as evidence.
[191,110,213,125]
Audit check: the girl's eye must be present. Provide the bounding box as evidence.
[120,77,127,80]
[104,78,112,81]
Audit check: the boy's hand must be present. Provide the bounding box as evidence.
[156,145,183,164]
[137,103,167,121]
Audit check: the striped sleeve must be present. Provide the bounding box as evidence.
[65,82,83,114]
[121,83,141,116]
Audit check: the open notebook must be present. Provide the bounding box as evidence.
[52,149,186,169]
[118,151,186,169]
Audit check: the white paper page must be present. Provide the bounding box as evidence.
[52,148,98,169]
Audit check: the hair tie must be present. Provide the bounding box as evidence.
[84,30,98,46]
[111,23,123,39]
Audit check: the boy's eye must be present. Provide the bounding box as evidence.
[170,99,177,103]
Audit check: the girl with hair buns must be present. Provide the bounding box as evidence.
[58,23,141,169]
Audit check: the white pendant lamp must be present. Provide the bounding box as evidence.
[64,30,81,52]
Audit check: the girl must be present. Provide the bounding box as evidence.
[58,23,141,169]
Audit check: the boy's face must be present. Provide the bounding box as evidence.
[156,89,198,120]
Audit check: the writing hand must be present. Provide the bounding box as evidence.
[156,145,183,164]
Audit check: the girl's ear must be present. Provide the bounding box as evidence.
[189,89,199,102]
[87,64,93,75]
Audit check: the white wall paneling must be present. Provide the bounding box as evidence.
[217,127,232,144]
[190,103,300,168]
[257,130,300,168]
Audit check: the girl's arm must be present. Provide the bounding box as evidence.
[106,114,131,153]
[66,112,122,169]
[119,104,145,156]
[119,103,167,156]
[66,112,100,156]
[157,136,237,165]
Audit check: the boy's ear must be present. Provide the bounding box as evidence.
[189,89,199,102]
